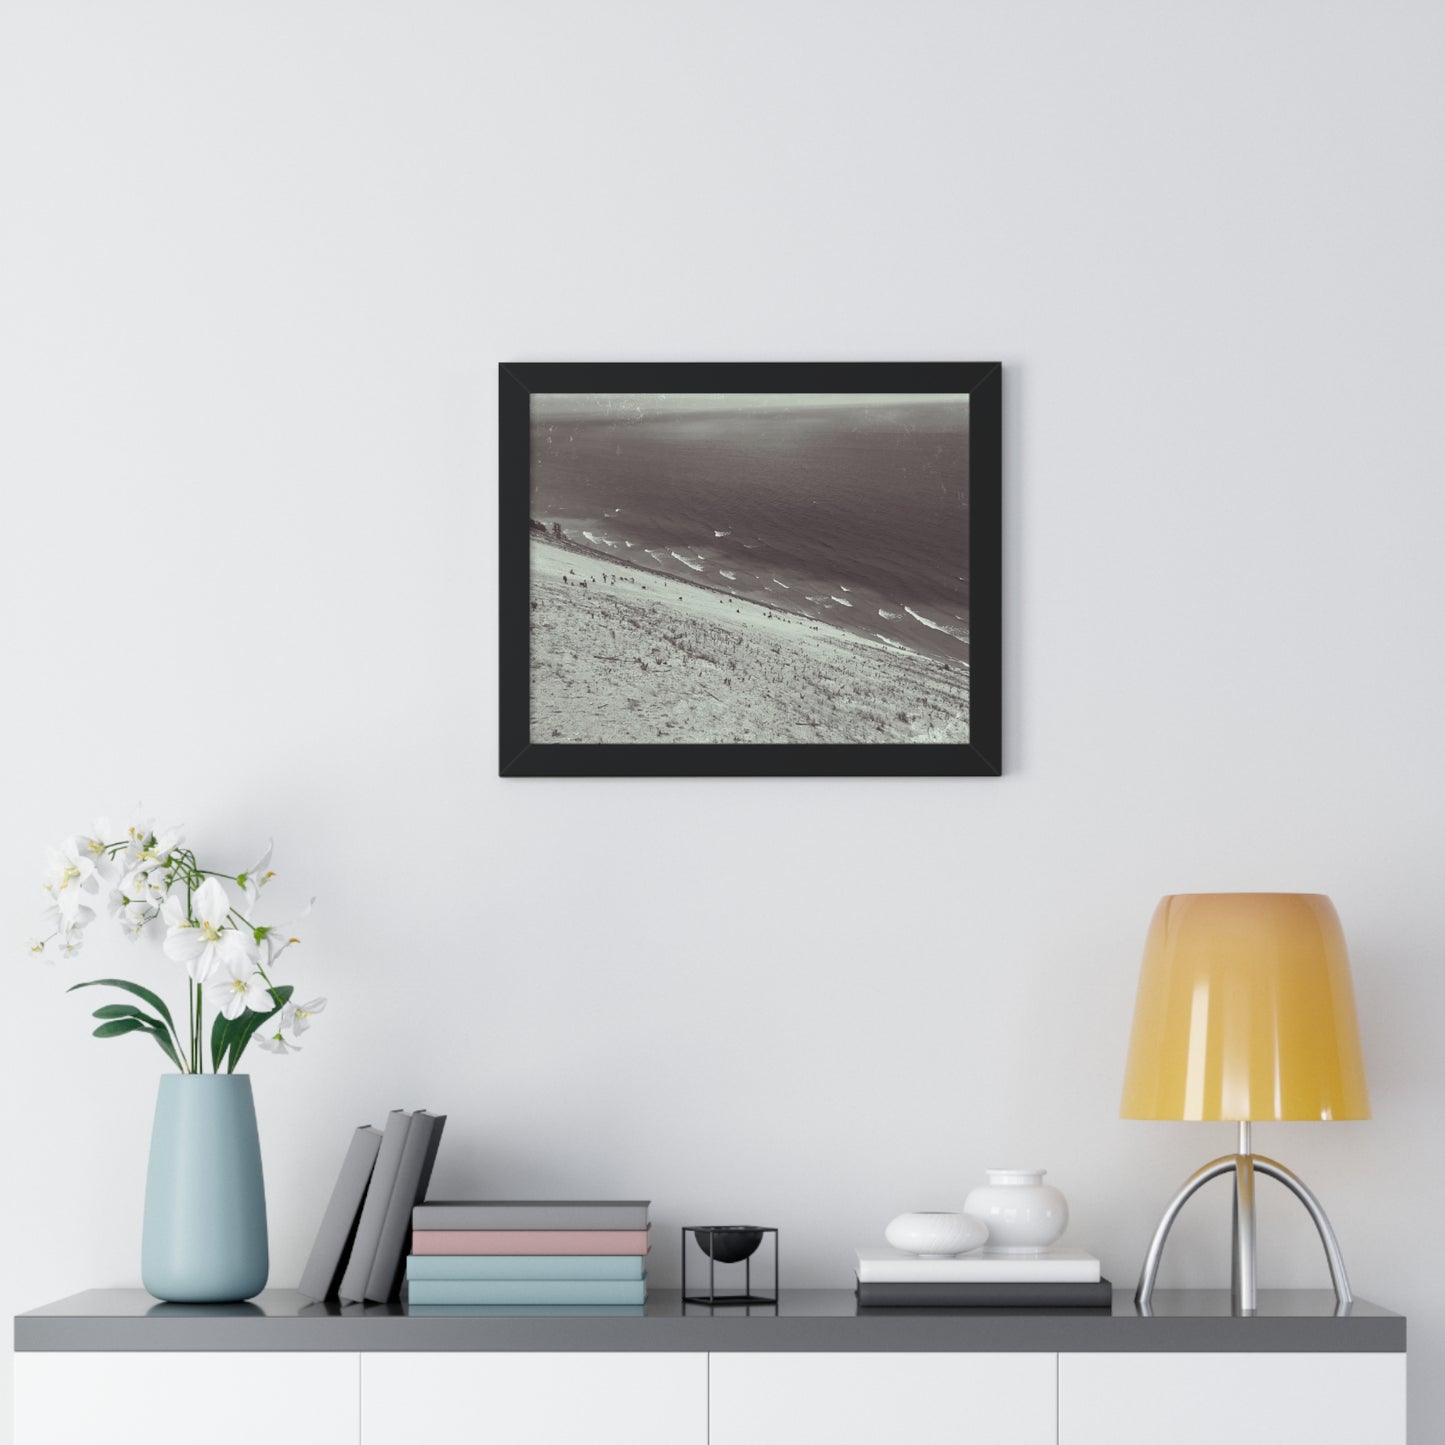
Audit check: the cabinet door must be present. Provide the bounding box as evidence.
[14,1352,360,1445]
[1058,1352,1406,1445]
[708,1352,1057,1445]
[361,1351,707,1445]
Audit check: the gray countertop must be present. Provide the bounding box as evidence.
[15,1288,1404,1353]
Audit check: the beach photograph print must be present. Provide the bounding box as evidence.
[526,390,971,748]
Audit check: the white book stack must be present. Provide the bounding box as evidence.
[854,1248,1111,1308]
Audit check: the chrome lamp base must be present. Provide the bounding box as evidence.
[1135,1122,1353,1315]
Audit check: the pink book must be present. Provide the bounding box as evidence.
[412,1228,651,1256]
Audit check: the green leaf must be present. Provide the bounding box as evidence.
[69,979,178,1036]
[93,1003,160,1023]
[144,1024,185,1072]
[225,984,293,1073]
[93,1018,148,1039]
[72,979,186,1071]
[211,1011,230,1072]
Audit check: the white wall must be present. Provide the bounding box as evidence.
[2,0,1442,1438]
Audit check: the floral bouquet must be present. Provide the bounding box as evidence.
[30,817,325,1072]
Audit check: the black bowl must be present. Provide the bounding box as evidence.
[693,1226,764,1264]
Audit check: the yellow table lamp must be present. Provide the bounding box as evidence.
[1121,893,1370,1314]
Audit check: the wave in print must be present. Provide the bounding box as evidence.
[531,397,969,664]
[904,605,967,641]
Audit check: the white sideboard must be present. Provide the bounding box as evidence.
[1057,1351,1407,1445]
[363,1351,707,1445]
[14,1352,360,1445]
[12,1288,1407,1445]
[709,1351,1056,1444]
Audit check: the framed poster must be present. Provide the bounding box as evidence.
[499,362,1000,777]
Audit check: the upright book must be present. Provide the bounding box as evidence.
[298,1124,383,1302]
[414,1200,650,1231]
[364,1110,447,1302]
[338,1110,412,1303]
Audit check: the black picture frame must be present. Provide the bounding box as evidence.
[499,362,1001,777]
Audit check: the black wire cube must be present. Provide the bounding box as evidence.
[682,1225,779,1307]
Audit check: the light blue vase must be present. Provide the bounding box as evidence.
[142,1074,269,1302]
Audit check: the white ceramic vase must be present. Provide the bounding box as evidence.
[884,1211,989,1258]
[962,1169,1068,1254]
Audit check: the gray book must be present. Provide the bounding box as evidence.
[298,1124,383,1302]
[413,1200,651,1231]
[364,1111,447,1302]
[338,1110,412,1303]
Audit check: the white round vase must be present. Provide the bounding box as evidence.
[962,1170,1068,1254]
[884,1211,989,1258]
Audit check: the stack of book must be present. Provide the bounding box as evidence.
[854,1247,1111,1308]
[405,1200,651,1314]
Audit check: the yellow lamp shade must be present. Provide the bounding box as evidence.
[1121,893,1370,1122]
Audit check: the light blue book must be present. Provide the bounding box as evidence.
[407,1303,646,1317]
[407,1254,646,1282]
[407,1277,647,1306]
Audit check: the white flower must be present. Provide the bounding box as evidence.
[26,937,47,959]
[146,826,183,864]
[258,897,314,970]
[46,896,96,932]
[206,955,273,1020]
[237,840,275,912]
[162,877,256,982]
[122,816,153,865]
[53,879,97,925]
[108,882,163,939]
[253,1025,300,1054]
[44,838,98,901]
[119,865,162,904]
[121,899,156,939]
[281,996,327,1035]
[77,820,120,884]
[53,925,86,960]
[124,821,182,870]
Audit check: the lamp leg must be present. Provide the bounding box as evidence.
[1231,1122,1257,1315]
[1135,1155,1238,1309]
[1253,1154,1353,1310]
[1136,1140,1354,1314]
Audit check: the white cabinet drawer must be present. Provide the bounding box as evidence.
[14,1352,360,1445]
[708,1351,1056,1445]
[1058,1351,1406,1445]
[361,1351,706,1445]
